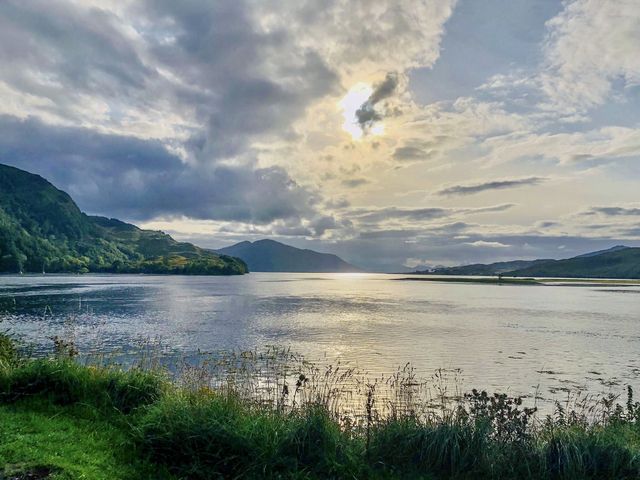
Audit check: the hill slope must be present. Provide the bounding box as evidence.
[508,247,640,279]
[0,164,247,275]
[217,239,362,272]
[416,259,552,276]
[413,245,640,279]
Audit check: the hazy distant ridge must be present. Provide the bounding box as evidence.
[217,239,362,272]
[507,246,640,279]
[414,245,640,279]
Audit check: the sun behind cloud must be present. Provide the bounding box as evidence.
[339,83,373,140]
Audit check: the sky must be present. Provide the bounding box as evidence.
[1,0,639,272]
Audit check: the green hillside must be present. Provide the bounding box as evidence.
[508,247,640,279]
[0,164,247,275]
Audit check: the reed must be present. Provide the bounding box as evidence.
[1,333,640,479]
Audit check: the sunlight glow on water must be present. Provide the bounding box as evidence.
[1,273,639,402]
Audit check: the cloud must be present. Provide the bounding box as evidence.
[341,178,370,188]
[354,207,450,223]
[477,126,640,168]
[0,115,319,224]
[540,0,640,113]
[358,229,423,240]
[390,135,461,165]
[536,221,560,229]
[350,203,514,224]
[0,0,459,238]
[436,177,546,196]
[468,204,516,214]
[355,72,398,131]
[0,0,341,156]
[392,146,428,161]
[138,0,341,161]
[0,0,154,128]
[465,240,510,248]
[583,206,640,217]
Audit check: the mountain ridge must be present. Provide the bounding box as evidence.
[216,239,362,272]
[413,245,640,279]
[507,246,640,279]
[0,163,247,275]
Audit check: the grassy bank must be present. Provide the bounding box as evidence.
[1,336,640,479]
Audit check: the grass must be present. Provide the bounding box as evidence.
[136,392,358,479]
[1,335,640,479]
[0,358,165,414]
[0,399,169,480]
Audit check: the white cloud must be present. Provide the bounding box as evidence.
[540,0,640,113]
[465,240,511,248]
[480,126,640,167]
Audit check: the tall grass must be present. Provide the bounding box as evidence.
[0,333,166,414]
[1,333,640,479]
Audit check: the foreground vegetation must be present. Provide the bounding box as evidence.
[1,336,640,479]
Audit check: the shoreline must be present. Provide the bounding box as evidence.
[396,276,640,286]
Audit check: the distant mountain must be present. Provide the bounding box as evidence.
[508,246,640,279]
[413,245,640,279]
[414,259,551,276]
[574,245,629,258]
[0,163,247,275]
[216,239,362,272]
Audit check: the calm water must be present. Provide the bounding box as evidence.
[1,273,639,401]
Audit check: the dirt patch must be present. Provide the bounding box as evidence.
[1,465,57,480]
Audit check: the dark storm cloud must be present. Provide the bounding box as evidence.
[355,72,398,130]
[0,116,318,224]
[0,0,339,160]
[137,0,339,160]
[369,72,399,104]
[0,0,342,229]
[436,177,546,196]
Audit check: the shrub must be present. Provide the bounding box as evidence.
[368,419,487,477]
[0,333,17,368]
[543,427,640,479]
[137,392,260,479]
[274,405,356,477]
[0,359,165,413]
[136,393,358,479]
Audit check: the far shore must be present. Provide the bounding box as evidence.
[396,276,640,286]
[395,276,540,285]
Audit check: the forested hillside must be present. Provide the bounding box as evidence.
[0,164,247,275]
